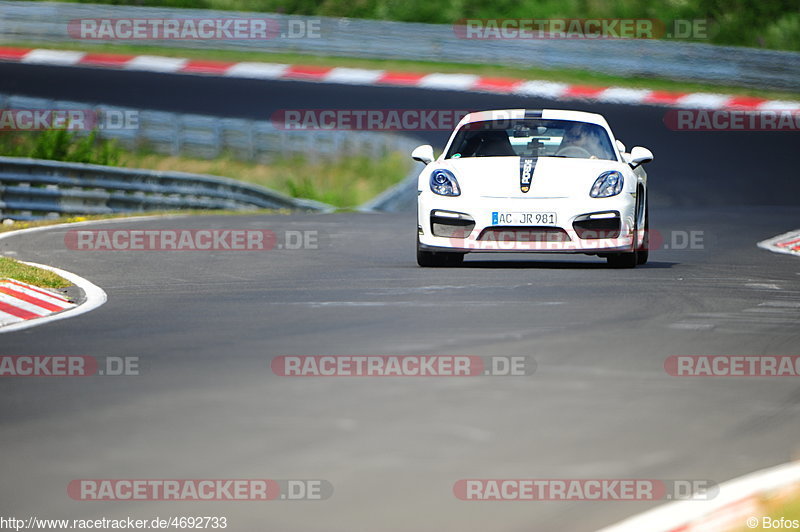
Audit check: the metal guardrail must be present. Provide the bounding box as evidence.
[0,94,424,218]
[358,165,418,213]
[1,1,798,90]
[0,93,420,162]
[0,156,333,220]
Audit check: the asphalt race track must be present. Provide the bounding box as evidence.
[1,62,799,531]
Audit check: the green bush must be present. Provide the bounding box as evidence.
[280,151,409,207]
[0,129,123,165]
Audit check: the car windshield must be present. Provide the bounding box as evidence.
[444,119,617,161]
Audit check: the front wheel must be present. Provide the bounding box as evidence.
[417,240,464,267]
[636,200,649,265]
[607,251,637,268]
[608,192,648,269]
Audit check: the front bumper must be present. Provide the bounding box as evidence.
[418,195,638,254]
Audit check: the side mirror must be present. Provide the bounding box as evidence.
[629,146,653,168]
[616,140,630,163]
[411,144,435,165]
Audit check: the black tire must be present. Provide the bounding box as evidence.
[417,240,464,267]
[607,188,647,269]
[607,251,637,268]
[636,198,649,265]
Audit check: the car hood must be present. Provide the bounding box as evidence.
[437,156,630,199]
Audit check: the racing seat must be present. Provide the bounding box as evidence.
[474,132,517,157]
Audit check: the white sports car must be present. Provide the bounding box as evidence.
[413,109,654,268]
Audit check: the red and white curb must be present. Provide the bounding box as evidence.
[758,229,800,257]
[0,262,108,333]
[0,262,106,334]
[1,47,798,111]
[0,277,75,327]
[599,460,800,532]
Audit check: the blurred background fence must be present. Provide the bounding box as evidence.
[0,93,421,161]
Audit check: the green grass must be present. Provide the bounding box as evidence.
[0,256,71,288]
[26,0,800,52]
[737,490,800,530]
[0,127,412,208]
[4,39,798,101]
[0,127,123,165]
[121,151,412,208]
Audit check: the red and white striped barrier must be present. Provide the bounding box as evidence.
[1,46,798,111]
[0,278,75,327]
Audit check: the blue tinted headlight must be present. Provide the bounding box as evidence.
[430,169,461,196]
[590,171,624,198]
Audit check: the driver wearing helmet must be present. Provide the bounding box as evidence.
[560,123,602,159]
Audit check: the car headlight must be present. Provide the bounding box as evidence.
[430,169,461,196]
[590,171,623,198]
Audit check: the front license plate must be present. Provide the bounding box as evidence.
[492,212,557,225]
